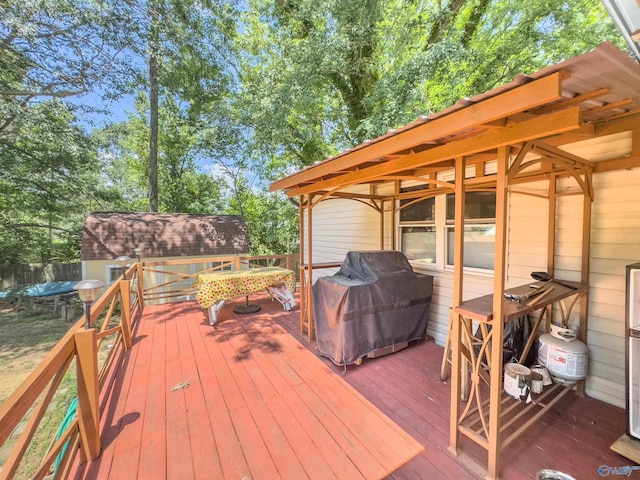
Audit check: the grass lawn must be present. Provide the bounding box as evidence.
[0,301,80,404]
[0,300,82,478]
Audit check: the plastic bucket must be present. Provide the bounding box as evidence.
[504,363,531,399]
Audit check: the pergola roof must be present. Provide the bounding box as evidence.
[270,42,640,198]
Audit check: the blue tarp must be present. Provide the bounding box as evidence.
[0,281,78,299]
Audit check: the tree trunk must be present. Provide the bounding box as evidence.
[148,0,159,213]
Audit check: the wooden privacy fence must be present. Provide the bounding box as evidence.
[0,263,81,291]
[0,254,297,479]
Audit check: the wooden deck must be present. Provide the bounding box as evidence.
[71,293,632,479]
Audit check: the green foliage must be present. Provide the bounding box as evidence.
[240,191,300,256]
[0,101,105,262]
[240,0,623,175]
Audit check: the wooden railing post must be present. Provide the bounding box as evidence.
[136,262,145,308]
[74,328,101,462]
[119,279,133,350]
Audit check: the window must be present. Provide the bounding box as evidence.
[400,194,435,222]
[401,226,436,263]
[399,186,436,263]
[210,260,233,271]
[445,192,496,270]
[107,265,122,284]
[398,188,496,271]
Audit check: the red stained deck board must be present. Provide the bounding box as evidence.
[214,321,314,478]
[239,318,367,479]
[106,301,156,480]
[173,308,221,480]
[225,316,363,480]
[242,307,424,477]
[137,303,168,479]
[284,341,423,469]
[185,309,254,479]
[348,359,478,480]
[164,304,196,480]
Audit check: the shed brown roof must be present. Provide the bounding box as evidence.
[81,212,248,261]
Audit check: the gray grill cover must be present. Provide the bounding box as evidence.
[313,251,433,366]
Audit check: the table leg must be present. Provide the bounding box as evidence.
[208,300,226,326]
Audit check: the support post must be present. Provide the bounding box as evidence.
[545,174,558,330]
[119,279,133,350]
[306,194,314,341]
[74,328,101,462]
[486,146,510,479]
[136,262,145,308]
[578,173,593,396]
[449,156,466,455]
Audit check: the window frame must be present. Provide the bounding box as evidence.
[397,189,497,273]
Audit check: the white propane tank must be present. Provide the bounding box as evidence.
[537,324,588,382]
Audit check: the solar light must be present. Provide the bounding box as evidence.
[116,255,130,280]
[73,280,105,329]
[133,247,143,263]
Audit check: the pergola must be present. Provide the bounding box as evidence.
[270,42,640,478]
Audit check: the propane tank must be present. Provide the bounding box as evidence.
[537,324,588,382]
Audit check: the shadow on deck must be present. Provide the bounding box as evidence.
[71,293,630,480]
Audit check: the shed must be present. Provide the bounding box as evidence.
[81,212,248,296]
[270,42,640,478]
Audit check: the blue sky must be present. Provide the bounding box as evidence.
[72,91,136,131]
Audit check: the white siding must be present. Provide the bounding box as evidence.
[303,194,386,282]
[587,169,640,406]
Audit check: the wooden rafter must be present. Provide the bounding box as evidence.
[583,97,634,116]
[529,87,611,115]
[287,107,583,198]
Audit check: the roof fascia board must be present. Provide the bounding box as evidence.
[269,72,567,192]
[287,107,582,198]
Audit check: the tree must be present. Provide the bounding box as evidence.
[239,0,622,181]
[131,0,238,212]
[0,101,106,262]
[0,0,138,135]
[97,95,229,214]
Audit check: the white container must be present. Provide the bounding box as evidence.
[530,364,553,386]
[537,325,588,381]
[531,372,544,393]
[504,363,531,399]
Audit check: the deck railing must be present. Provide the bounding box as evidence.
[0,254,297,479]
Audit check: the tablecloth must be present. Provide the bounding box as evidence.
[193,267,296,309]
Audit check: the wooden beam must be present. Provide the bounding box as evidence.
[270,72,567,192]
[309,190,387,201]
[529,87,611,115]
[583,98,633,116]
[288,107,583,197]
[594,154,640,173]
[532,140,596,169]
